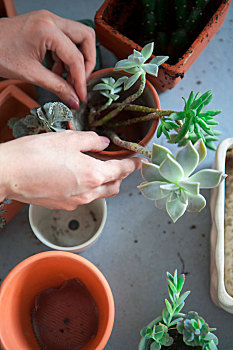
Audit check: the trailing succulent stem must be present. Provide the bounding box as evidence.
[140,270,219,350]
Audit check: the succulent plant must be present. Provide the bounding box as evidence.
[138,139,224,222]
[8,102,73,138]
[140,270,219,350]
[177,311,218,350]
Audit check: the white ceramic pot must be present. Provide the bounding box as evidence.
[210,137,233,313]
[29,199,107,252]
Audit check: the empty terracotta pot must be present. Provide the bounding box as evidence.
[0,251,115,350]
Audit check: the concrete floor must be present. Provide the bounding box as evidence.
[1,1,233,349]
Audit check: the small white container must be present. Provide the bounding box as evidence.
[210,137,233,313]
[29,199,107,252]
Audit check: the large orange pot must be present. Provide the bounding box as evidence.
[69,68,160,160]
[0,251,115,350]
[95,0,231,91]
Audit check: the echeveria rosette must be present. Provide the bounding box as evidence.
[138,139,224,222]
[114,42,169,90]
[165,91,222,151]
[177,311,218,350]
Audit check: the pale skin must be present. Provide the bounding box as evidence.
[0,11,143,209]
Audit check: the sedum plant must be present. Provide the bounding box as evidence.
[140,270,218,350]
[8,42,224,223]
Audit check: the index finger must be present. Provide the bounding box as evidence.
[54,17,96,79]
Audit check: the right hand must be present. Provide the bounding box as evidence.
[0,131,142,209]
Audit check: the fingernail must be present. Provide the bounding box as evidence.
[68,96,79,110]
[101,136,110,145]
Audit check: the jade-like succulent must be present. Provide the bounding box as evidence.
[138,139,224,222]
[177,311,218,349]
[140,270,219,350]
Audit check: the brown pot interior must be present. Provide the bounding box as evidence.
[101,0,223,64]
[72,70,159,156]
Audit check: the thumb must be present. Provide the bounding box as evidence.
[29,61,80,110]
[76,131,110,152]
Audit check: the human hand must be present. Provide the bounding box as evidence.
[0,131,142,209]
[0,10,96,108]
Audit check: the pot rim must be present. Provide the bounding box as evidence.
[69,67,160,159]
[95,0,231,73]
[28,198,107,252]
[210,137,233,313]
[0,251,115,350]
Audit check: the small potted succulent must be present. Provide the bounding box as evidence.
[94,0,231,91]
[8,42,225,223]
[139,270,219,350]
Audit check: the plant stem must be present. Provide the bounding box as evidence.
[104,130,152,159]
[91,75,146,127]
[108,112,160,127]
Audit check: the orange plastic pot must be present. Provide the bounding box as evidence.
[95,0,231,91]
[0,251,115,350]
[69,68,160,160]
[0,85,39,228]
[0,80,37,100]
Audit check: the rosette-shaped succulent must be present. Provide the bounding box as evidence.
[177,311,218,349]
[138,139,224,222]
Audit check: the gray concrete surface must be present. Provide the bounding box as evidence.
[1,1,233,349]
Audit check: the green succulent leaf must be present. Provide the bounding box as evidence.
[186,193,206,212]
[159,155,184,183]
[166,198,188,223]
[150,56,169,66]
[142,63,158,77]
[175,141,199,177]
[151,144,173,165]
[141,162,165,182]
[179,181,199,196]
[150,342,161,350]
[124,71,142,90]
[193,138,207,163]
[188,169,224,188]
[138,181,167,200]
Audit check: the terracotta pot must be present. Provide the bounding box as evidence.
[210,138,233,314]
[0,0,17,17]
[69,68,160,160]
[0,85,39,227]
[28,198,107,252]
[95,0,231,91]
[0,251,115,350]
[0,80,37,100]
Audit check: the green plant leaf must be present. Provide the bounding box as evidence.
[177,274,185,293]
[150,56,169,66]
[141,42,154,60]
[138,181,167,200]
[166,198,188,222]
[124,71,142,90]
[159,155,184,183]
[143,63,159,77]
[141,162,165,182]
[175,118,192,143]
[150,342,161,350]
[193,138,207,163]
[151,144,173,165]
[165,299,173,315]
[186,193,206,212]
[188,169,224,188]
[179,181,199,195]
[175,141,199,177]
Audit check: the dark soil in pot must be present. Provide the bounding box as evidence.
[31,278,98,350]
[103,0,223,64]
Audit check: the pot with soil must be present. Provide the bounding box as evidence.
[138,270,219,350]
[210,137,233,314]
[69,67,160,159]
[0,251,115,350]
[95,0,231,91]
[28,198,107,252]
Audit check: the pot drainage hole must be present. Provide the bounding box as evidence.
[68,219,80,230]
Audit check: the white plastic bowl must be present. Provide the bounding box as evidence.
[210,137,233,313]
[29,199,107,252]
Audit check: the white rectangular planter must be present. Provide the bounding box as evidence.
[210,137,233,313]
